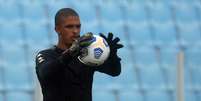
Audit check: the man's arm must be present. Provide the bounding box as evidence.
[35,50,71,81]
[95,53,121,76]
[36,33,94,81]
[94,32,124,76]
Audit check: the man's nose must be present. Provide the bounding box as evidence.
[72,27,80,33]
[73,33,80,38]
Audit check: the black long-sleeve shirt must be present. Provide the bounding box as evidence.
[35,46,121,101]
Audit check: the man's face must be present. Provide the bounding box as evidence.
[56,16,81,47]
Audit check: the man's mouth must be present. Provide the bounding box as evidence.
[72,37,78,40]
[73,35,80,40]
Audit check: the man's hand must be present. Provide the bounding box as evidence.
[63,32,93,57]
[99,32,123,57]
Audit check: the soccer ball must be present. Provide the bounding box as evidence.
[78,35,110,66]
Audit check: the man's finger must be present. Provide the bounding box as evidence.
[80,41,92,47]
[99,33,107,40]
[114,44,124,49]
[108,32,113,41]
[80,33,93,42]
[112,37,120,44]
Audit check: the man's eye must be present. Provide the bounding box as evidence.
[76,24,81,28]
[65,24,81,29]
[65,25,74,28]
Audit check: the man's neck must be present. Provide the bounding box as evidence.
[57,40,70,50]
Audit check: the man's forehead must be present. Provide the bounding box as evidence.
[65,15,79,19]
[63,16,80,22]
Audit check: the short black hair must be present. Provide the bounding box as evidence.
[55,8,79,26]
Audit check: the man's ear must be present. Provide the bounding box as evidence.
[55,26,61,36]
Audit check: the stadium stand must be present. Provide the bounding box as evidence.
[92,90,116,101]
[0,2,21,20]
[0,0,201,101]
[6,91,32,101]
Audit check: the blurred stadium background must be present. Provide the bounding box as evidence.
[0,0,201,101]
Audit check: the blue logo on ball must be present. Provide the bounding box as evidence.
[90,36,96,43]
[94,48,103,59]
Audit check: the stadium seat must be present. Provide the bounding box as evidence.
[0,22,23,44]
[173,3,198,23]
[21,2,46,21]
[93,72,113,88]
[4,67,33,91]
[94,48,135,89]
[160,46,179,67]
[118,47,133,66]
[110,65,137,89]
[185,90,197,101]
[178,23,201,46]
[185,46,201,67]
[147,2,172,23]
[6,91,32,101]
[24,21,49,44]
[33,0,56,4]
[139,66,166,89]
[99,2,123,22]
[128,22,153,46]
[119,90,143,101]
[181,0,200,3]
[81,20,101,35]
[101,21,127,41]
[134,45,157,66]
[184,66,193,87]
[185,66,201,88]
[0,93,3,101]
[162,67,177,88]
[1,43,26,65]
[0,3,21,20]
[0,68,4,91]
[159,46,178,87]
[74,2,97,22]
[92,90,116,101]
[193,1,201,14]
[146,90,172,101]
[46,1,73,21]
[153,22,178,47]
[125,3,147,23]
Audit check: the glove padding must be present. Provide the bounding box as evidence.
[63,32,93,57]
[99,32,123,57]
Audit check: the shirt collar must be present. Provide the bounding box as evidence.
[54,45,65,54]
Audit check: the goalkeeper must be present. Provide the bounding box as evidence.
[35,8,123,101]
